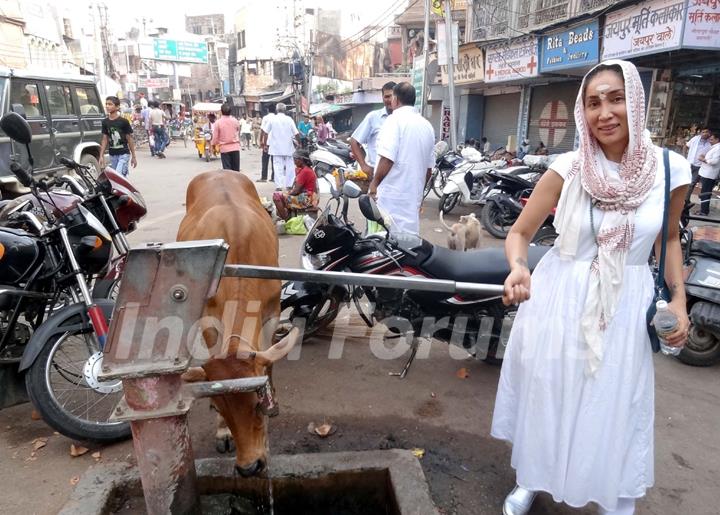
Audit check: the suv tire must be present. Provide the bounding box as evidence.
[80,153,100,179]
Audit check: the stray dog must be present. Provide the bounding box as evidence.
[439,211,481,251]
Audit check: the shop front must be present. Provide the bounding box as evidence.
[441,43,485,143]
[481,37,540,151]
[601,0,720,150]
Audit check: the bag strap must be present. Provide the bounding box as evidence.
[657,148,671,291]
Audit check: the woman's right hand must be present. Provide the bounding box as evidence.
[502,265,531,306]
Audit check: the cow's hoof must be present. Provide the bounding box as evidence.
[215,434,236,454]
[235,459,265,477]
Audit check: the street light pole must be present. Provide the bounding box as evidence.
[420,0,430,118]
[444,0,457,149]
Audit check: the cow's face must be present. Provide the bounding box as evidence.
[203,357,270,476]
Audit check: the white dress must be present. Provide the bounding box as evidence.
[490,147,691,511]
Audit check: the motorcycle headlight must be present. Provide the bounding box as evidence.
[79,205,112,241]
[129,190,147,212]
[301,251,332,270]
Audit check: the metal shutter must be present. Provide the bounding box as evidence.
[482,93,520,151]
[527,82,579,154]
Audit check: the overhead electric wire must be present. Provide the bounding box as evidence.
[342,0,422,53]
[337,0,410,50]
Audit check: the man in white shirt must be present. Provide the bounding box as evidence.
[265,103,300,191]
[687,127,712,176]
[370,82,435,235]
[350,81,396,175]
[696,131,720,216]
[259,106,276,182]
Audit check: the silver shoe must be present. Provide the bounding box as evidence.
[503,484,537,515]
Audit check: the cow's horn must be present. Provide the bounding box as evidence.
[255,326,301,365]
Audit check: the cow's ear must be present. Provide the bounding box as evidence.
[181,367,207,383]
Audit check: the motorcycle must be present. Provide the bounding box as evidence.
[279,179,550,375]
[0,112,129,442]
[423,141,464,200]
[438,148,508,214]
[307,129,356,177]
[479,166,546,239]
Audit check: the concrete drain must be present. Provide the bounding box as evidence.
[59,450,438,515]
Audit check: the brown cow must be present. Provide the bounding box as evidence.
[177,170,299,477]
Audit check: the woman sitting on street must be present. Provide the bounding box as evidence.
[272,149,318,220]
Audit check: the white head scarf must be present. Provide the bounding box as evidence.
[553,59,658,375]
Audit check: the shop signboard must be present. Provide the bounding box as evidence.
[539,20,600,72]
[138,77,170,89]
[601,0,685,60]
[440,44,484,85]
[683,0,720,49]
[152,38,208,64]
[441,105,451,141]
[485,37,539,83]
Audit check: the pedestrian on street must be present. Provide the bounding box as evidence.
[695,130,720,216]
[272,149,318,220]
[259,106,276,183]
[99,96,137,176]
[266,103,300,191]
[149,101,168,158]
[240,114,253,150]
[350,81,396,176]
[369,82,435,235]
[298,114,312,148]
[494,60,690,515]
[481,136,491,154]
[251,114,262,148]
[315,115,330,144]
[685,126,712,200]
[212,103,241,171]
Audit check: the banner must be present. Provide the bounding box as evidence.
[683,0,720,49]
[138,77,170,89]
[431,0,444,16]
[602,0,685,59]
[540,20,600,72]
[412,54,426,112]
[441,105,451,141]
[485,38,539,83]
[437,21,460,66]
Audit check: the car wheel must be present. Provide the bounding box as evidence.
[80,153,101,179]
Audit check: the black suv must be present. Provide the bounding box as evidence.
[0,68,105,193]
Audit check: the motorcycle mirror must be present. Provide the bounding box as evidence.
[1,112,32,145]
[9,162,34,188]
[359,194,385,225]
[341,180,362,199]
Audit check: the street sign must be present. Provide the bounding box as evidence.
[412,54,426,113]
[152,38,208,64]
[139,77,170,89]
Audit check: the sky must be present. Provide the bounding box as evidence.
[83,0,409,40]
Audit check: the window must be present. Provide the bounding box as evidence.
[46,84,74,116]
[75,86,102,116]
[9,81,44,117]
[238,30,246,50]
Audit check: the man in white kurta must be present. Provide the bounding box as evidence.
[266,103,299,190]
[370,82,435,235]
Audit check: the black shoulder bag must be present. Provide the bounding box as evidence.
[645,148,672,353]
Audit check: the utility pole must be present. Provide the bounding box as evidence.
[420,0,430,118]
[444,0,457,149]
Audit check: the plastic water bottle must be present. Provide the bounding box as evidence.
[653,300,681,356]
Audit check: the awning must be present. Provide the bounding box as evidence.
[309,103,353,117]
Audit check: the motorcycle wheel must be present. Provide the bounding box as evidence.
[25,326,130,443]
[423,172,434,199]
[277,290,343,340]
[432,171,448,198]
[440,192,460,214]
[677,323,720,366]
[531,225,558,246]
[481,201,515,239]
[79,154,101,179]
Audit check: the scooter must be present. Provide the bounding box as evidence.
[438,153,508,214]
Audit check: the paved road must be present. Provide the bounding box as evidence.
[0,142,718,514]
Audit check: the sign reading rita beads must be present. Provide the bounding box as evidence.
[485,38,539,83]
[540,20,600,72]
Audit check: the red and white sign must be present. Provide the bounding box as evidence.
[138,77,170,89]
[485,38,538,83]
[536,100,569,148]
[441,106,452,141]
[683,0,720,49]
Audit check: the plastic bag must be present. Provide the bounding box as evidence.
[284,215,307,235]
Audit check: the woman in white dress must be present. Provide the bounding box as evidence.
[493,60,691,515]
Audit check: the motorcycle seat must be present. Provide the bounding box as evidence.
[421,245,550,285]
[691,240,720,260]
[321,143,352,162]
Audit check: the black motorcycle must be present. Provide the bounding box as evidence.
[480,167,545,239]
[280,180,549,375]
[0,112,128,442]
